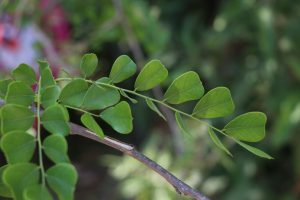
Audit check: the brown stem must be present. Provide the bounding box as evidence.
[69,123,209,200]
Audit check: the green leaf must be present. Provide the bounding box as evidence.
[40,66,55,90]
[146,99,166,121]
[1,131,36,164]
[59,79,89,107]
[223,112,267,142]
[164,71,204,104]
[134,60,168,91]
[80,53,98,78]
[235,140,273,159]
[46,163,78,200]
[1,104,34,134]
[23,185,53,200]
[208,128,232,156]
[38,60,49,72]
[81,83,120,110]
[0,79,13,99]
[12,64,36,85]
[43,135,69,163]
[109,55,136,83]
[0,165,12,198]
[41,105,70,136]
[5,81,35,106]
[119,90,138,104]
[175,112,191,136]
[41,85,60,108]
[100,101,133,134]
[193,87,235,118]
[3,163,39,200]
[81,113,104,139]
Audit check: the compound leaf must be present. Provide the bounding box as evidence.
[193,87,234,118]
[100,101,133,134]
[46,163,78,200]
[59,79,89,107]
[41,105,70,136]
[80,113,104,139]
[12,64,36,85]
[134,60,168,91]
[146,99,166,121]
[109,55,136,83]
[208,128,232,156]
[1,131,36,164]
[80,53,98,78]
[224,112,266,142]
[5,81,34,106]
[43,135,70,163]
[23,185,53,200]
[1,104,34,134]
[164,71,204,104]
[235,140,273,159]
[3,163,39,200]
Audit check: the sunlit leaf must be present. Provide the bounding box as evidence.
[46,163,78,200]
[3,163,39,200]
[235,140,273,159]
[164,71,204,104]
[208,128,232,156]
[80,53,98,78]
[43,135,70,163]
[134,60,168,91]
[12,64,36,85]
[1,131,36,164]
[146,99,166,121]
[23,185,53,200]
[80,113,104,139]
[224,112,266,142]
[100,101,133,134]
[41,105,70,136]
[193,87,234,118]
[109,55,136,83]
[5,81,34,106]
[59,78,89,107]
[1,104,34,134]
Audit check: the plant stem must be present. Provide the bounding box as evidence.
[37,78,46,186]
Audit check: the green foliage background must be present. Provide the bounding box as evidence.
[1,0,300,199]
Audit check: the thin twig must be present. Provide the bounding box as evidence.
[69,123,209,200]
[112,0,184,154]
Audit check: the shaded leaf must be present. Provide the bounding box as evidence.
[80,53,98,78]
[46,163,78,200]
[134,60,168,91]
[164,71,204,104]
[81,113,104,139]
[193,87,234,118]
[41,85,60,108]
[235,140,273,159]
[40,64,55,89]
[23,185,53,200]
[3,163,39,200]
[0,165,12,198]
[208,128,232,156]
[43,135,70,163]
[5,81,34,106]
[12,64,36,85]
[109,55,136,83]
[41,105,70,136]
[100,101,133,134]
[224,112,266,142]
[0,79,13,99]
[59,79,89,107]
[146,99,166,121]
[1,104,34,134]
[1,131,36,164]
[175,112,191,136]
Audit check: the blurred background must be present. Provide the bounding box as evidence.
[1,0,300,199]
